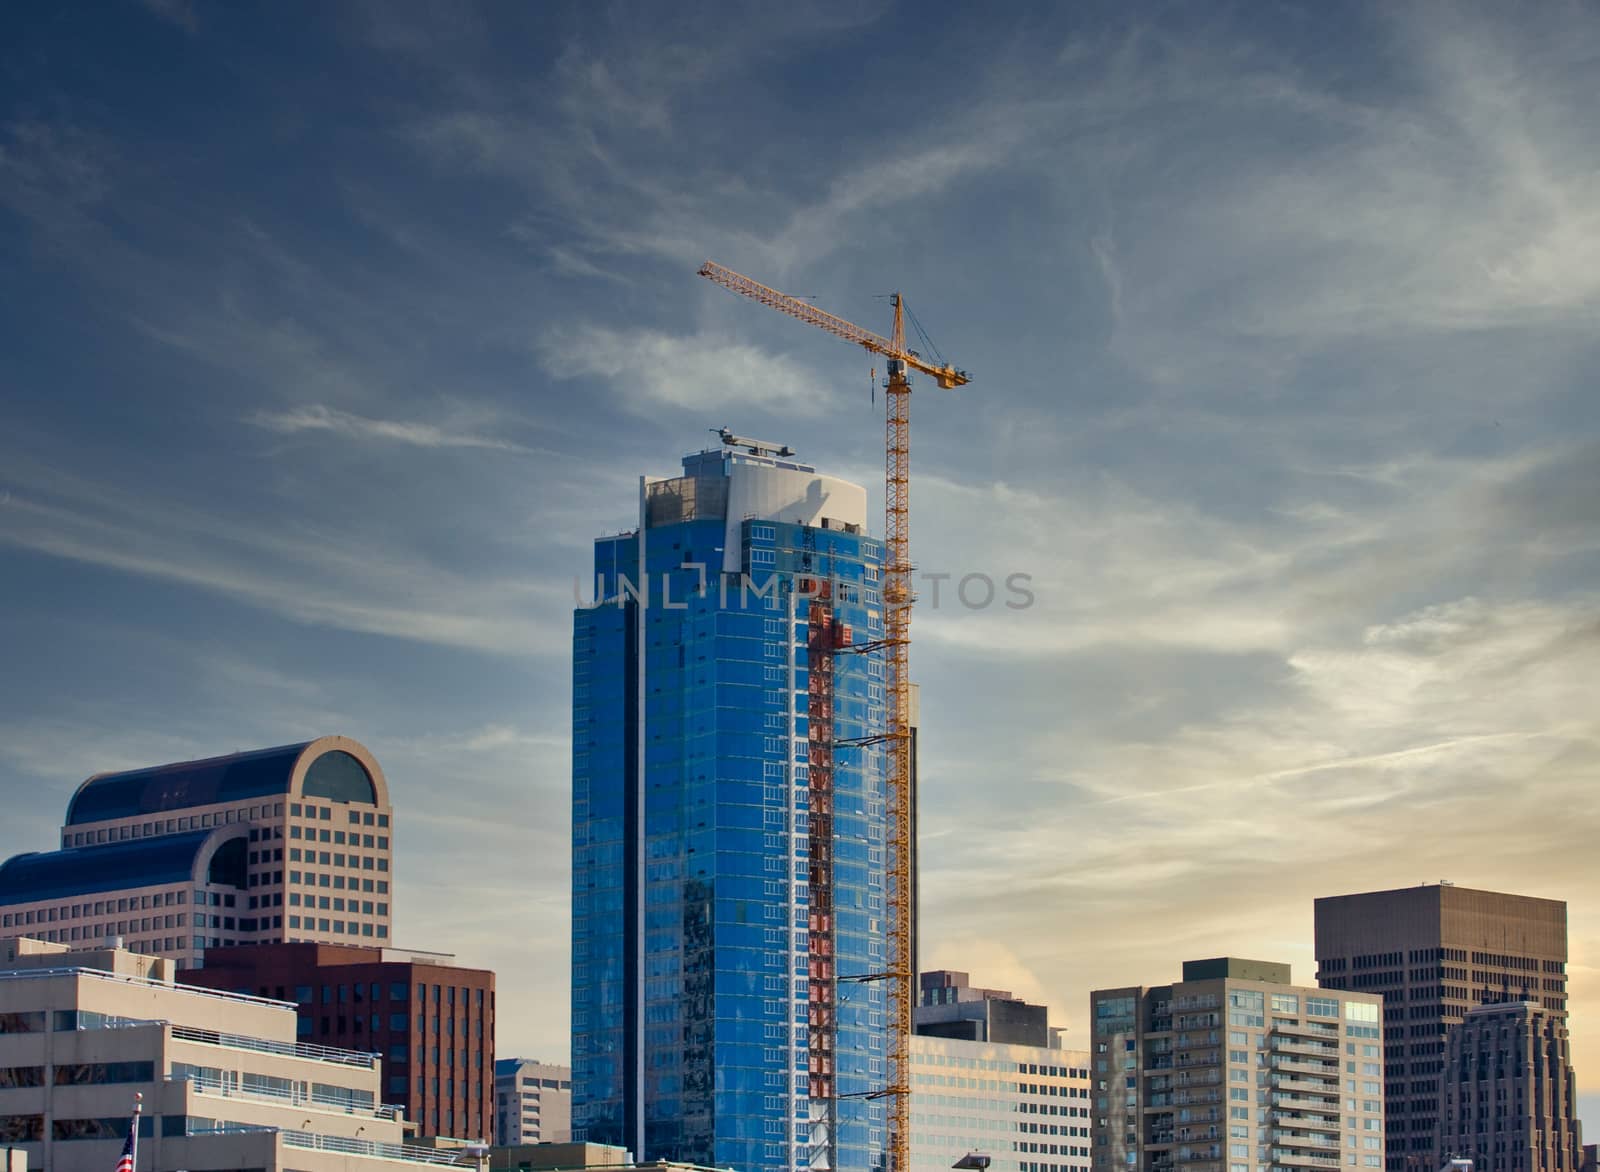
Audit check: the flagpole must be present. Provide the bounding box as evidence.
[130,1091,142,1170]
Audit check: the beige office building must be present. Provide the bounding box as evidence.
[1314,883,1568,1172]
[1437,1001,1582,1172]
[911,1033,1092,1172]
[0,737,395,967]
[495,1058,571,1146]
[0,937,472,1171]
[1091,958,1385,1172]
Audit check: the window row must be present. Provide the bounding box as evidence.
[288,829,390,848]
[285,915,387,938]
[64,803,286,846]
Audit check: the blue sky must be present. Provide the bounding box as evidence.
[2,0,1597,1120]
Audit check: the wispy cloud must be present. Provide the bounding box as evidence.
[535,323,837,416]
[249,404,540,454]
[0,461,570,658]
[139,0,198,34]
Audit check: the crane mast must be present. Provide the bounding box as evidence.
[698,261,968,1172]
[882,295,915,1172]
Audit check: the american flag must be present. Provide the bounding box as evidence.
[114,1120,135,1172]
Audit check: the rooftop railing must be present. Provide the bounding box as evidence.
[171,1023,378,1068]
[185,1126,467,1167]
[175,1074,401,1121]
[0,964,297,1010]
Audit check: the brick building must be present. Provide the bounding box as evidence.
[186,941,494,1141]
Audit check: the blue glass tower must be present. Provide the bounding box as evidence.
[572,443,888,1172]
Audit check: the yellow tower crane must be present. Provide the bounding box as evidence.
[698,260,970,1172]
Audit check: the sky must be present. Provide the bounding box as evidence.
[2,0,1598,1125]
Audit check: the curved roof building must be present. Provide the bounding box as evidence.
[66,737,389,829]
[0,735,394,969]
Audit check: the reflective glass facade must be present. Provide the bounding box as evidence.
[573,449,888,1172]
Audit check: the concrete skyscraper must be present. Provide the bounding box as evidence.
[1314,884,1568,1172]
[1437,1001,1582,1172]
[1090,958,1385,1172]
[571,440,889,1172]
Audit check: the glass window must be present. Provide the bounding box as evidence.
[0,1013,46,1035]
[1308,997,1340,1018]
[53,1061,154,1085]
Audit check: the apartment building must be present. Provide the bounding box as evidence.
[1091,958,1385,1172]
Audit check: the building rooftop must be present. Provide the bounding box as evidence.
[64,736,382,825]
[1180,957,1293,984]
[0,828,221,906]
[198,940,475,971]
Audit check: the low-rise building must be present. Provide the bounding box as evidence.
[0,936,469,1172]
[184,940,494,1142]
[494,1058,571,1146]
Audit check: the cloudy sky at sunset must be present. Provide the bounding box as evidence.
[3,0,1596,1122]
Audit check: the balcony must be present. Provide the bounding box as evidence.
[1271,1057,1339,1077]
[1270,1150,1341,1167]
[1273,1020,1340,1040]
[1270,1112,1339,1134]
[1273,1040,1340,1059]
[1271,1095,1341,1116]
[1271,1074,1339,1094]
[1272,1131,1339,1150]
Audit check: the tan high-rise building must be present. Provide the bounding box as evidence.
[1313,884,1568,1172]
[1091,958,1384,1172]
[1437,1001,1582,1172]
[0,737,396,968]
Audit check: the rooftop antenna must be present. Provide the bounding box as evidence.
[713,427,794,458]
